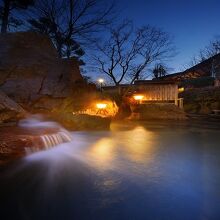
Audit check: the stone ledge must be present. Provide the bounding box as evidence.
[129,103,187,120]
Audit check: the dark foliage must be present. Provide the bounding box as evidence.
[0,0,34,33]
[28,0,115,64]
[180,77,215,88]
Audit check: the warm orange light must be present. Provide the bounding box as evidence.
[96,103,107,109]
[133,95,144,101]
[178,87,184,92]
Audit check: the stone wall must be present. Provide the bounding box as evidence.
[180,87,220,114]
[129,103,187,120]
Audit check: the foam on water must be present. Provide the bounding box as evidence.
[19,114,60,129]
[19,115,72,152]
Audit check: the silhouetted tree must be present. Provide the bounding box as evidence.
[0,0,34,33]
[152,64,167,78]
[82,75,92,84]
[184,37,220,78]
[188,37,220,67]
[199,38,220,60]
[28,0,115,62]
[94,21,174,85]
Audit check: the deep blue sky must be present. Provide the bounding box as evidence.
[118,0,220,73]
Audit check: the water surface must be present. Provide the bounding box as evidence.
[1,120,220,220]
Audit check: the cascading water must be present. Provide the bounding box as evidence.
[18,115,72,153]
[40,131,72,149]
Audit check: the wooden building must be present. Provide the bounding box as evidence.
[102,80,183,108]
[133,80,178,101]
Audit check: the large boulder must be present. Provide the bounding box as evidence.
[53,112,111,130]
[0,32,83,108]
[0,32,113,131]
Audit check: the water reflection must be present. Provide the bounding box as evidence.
[119,126,156,163]
[89,138,115,168]
[1,121,220,220]
[86,126,156,171]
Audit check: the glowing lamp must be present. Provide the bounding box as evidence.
[98,78,104,83]
[133,95,144,101]
[96,103,107,109]
[178,87,184,92]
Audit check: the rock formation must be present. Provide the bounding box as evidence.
[0,32,112,132]
[0,90,26,123]
[0,32,83,111]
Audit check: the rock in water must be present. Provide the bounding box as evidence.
[54,113,111,130]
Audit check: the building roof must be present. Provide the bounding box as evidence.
[159,53,220,80]
[134,80,177,85]
[102,80,177,90]
[185,53,220,73]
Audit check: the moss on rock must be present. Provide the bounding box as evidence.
[53,113,111,130]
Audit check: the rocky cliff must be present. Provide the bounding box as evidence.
[0,32,113,131]
[0,90,26,123]
[0,32,83,110]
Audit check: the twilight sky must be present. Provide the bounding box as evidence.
[118,0,220,73]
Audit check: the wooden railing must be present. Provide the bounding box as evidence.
[175,98,184,109]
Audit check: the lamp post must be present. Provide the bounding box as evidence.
[98,78,104,92]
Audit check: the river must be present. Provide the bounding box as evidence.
[0,120,220,220]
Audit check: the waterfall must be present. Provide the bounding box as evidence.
[40,131,72,149]
[25,131,72,154]
[19,115,73,154]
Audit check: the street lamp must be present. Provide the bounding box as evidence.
[98,78,104,91]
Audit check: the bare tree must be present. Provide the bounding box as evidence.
[27,0,115,60]
[200,38,220,60]
[182,37,220,78]
[94,21,174,85]
[152,64,167,78]
[187,37,220,67]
